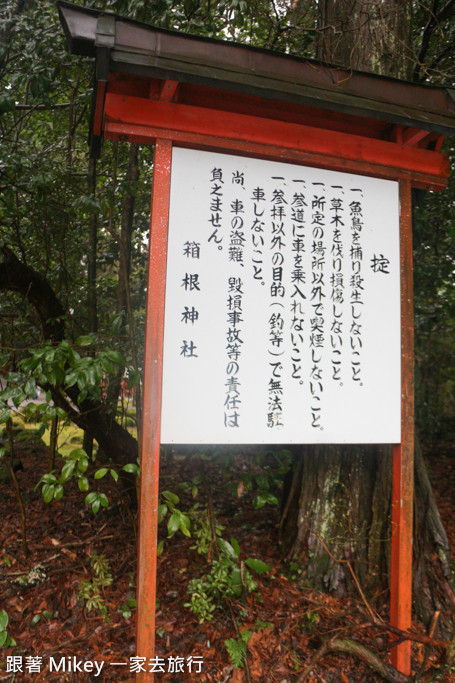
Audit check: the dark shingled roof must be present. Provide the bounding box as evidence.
[58,0,455,137]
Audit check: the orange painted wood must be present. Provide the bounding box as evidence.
[107,73,389,139]
[103,92,450,184]
[104,120,447,191]
[159,79,180,101]
[136,139,172,683]
[119,92,422,681]
[174,81,387,138]
[390,179,414,675]
[402,127,431,147]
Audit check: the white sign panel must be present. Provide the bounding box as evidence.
[160,148,400,444]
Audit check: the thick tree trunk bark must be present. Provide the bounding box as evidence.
[316,0,412,78]
[280,446,392,595]
[280,441,455,633]
[413,440,455,635]
[280,0,455,636]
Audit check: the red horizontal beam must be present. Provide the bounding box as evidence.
[104,121,447,191]
[107,74,388,140]
[103,93,449,188]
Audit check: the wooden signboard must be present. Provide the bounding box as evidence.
[161,147,401,445]
[142,141,412,679]
[58,3,455,678]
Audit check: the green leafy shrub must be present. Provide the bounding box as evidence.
[78,554,113,618]
[185,537,271,622]
[225,630,252,669]
[157,490,191,554]
[0,610,16,648]
[189,505,224,556]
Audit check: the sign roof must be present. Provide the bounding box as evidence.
[58,0,455,137]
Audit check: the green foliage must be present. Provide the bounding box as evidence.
[17,340,126,406]
[35,447,89,504]
[35,445,135,513]
[117,595,137,620]
[0,609,16,648]
[282,558,303,581]
[244,557,271,574]
[185,536,271,622]
[84,491,110,515]
[224,630,252,669]
[226,448,292,509]
[189,505,224,555]
[159,489,191,539]
[31,611,53,626]
[77,554,113,618]
[302,610,319,634]
[184,581,217,622]
[413,175,455,440]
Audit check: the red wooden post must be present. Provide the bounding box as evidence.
[136,139,172,682]
[390,178,414,674]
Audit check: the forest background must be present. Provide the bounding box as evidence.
[1,1,455,681]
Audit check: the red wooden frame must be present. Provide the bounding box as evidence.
[390,179,414,673]
[95,79,446,680]
[136,139,172,681]
[103,92,449,190]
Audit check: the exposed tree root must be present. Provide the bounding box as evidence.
[296,624,455,683]
[327,638,410,683]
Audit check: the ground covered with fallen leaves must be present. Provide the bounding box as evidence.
[1,440,455,682]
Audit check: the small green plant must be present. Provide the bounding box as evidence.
[225,448,292,509]
[255,618,273,630]
[224,630,252,669]
[283,558,303,581]
[117,595,136,620]
[31,611,53,626]
[189,505,224,556]
[185,538,271,622]
[78,554,113,618]
[291,650,302,671]
[157,490,191,554]
[302,610,319,634]
[0,610,16,648]
[35,444,139,514]
[185,583,217,622]
[36,447,89,503]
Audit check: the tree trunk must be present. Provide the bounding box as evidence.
[316,0,412,79]
[117,143,139,318]
[0,245,138,471]
[280,445,392,596]
[83,154,98,459]
[280,441,455,634]
[87,155,98,335]
[413,440,455,634]
[280,0,455,636]
[106,143,140,411]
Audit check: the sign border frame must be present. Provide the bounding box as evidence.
[137,137,414,678]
